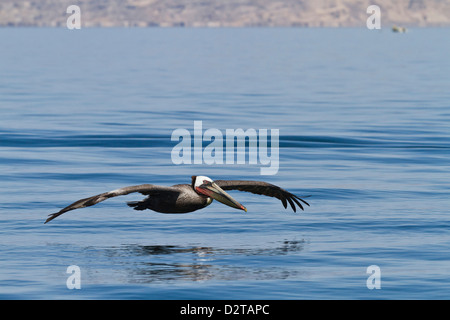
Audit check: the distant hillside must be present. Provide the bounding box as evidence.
[1,0,449,27]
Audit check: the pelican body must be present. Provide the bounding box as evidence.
[45,176,309,224]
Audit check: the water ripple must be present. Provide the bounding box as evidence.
[1,132,448,149]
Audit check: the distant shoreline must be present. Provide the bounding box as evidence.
[1,0,449,28]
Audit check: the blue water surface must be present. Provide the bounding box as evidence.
[0,27,449,299]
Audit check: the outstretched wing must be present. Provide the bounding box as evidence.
[44,184,179,224]
[214,180,309,212]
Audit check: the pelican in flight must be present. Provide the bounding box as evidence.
[44,176,309,224]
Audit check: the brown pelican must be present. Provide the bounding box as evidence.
[44,176,309,224]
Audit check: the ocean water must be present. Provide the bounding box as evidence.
[0,27,449,300]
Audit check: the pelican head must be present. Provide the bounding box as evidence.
[192,176,247,212]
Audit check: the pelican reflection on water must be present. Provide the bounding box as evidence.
[99,240,307,282]
[45,175,309,223]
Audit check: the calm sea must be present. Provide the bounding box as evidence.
[0,27,449,299]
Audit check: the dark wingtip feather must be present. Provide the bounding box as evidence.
[281,197,288,209]
[294,194,310,207]
[44,212,61,224]
[286,197,297,212]
[291,196,304,211]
